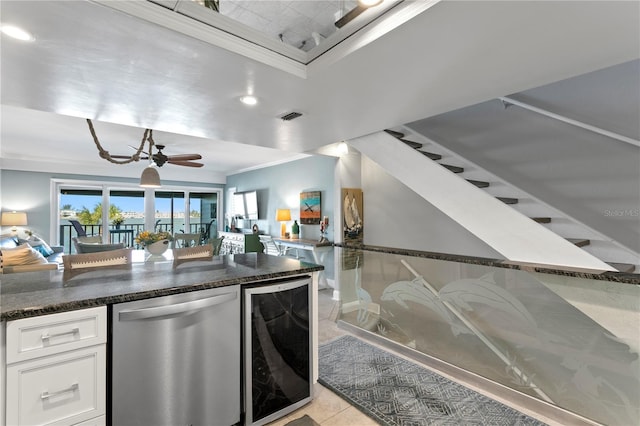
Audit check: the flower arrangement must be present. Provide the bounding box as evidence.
[112,215,125,226]
[135,230,173,246]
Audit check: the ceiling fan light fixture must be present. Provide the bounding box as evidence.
[140,165,161,188]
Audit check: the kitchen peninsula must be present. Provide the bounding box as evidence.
[1,253,323,426]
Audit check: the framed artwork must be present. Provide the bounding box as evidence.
[342,187,364,270]
[300,191,321,224]
[342,188,363,242]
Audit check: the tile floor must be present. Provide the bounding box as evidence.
[267,288,376,426]
[267,288,560,426]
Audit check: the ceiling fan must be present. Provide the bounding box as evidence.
[137,130,203,168]
[148,143,203,168]
[87,119,203,168]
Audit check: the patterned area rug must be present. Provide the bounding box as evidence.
[318,335,547,425]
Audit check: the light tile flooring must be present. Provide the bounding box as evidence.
[267,288,560,426]
[267,288,376,426]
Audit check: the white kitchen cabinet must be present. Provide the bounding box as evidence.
[6,307,106,364]
[71,416,105,426]
[4,307,106,426]
[1,322,5,426]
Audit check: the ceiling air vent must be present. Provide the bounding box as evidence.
[280,111,303,121]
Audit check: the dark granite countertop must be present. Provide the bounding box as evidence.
[1,253,323,321]
[335,243,640,285]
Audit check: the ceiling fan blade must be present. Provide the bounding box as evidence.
[110,155,134,159]
[167,153,202,161]
[128,145,150,156]
[168,160,204,168]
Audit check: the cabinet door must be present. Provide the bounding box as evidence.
[73,415,106,426]
[1,323,5,426]
[6,345,106,426]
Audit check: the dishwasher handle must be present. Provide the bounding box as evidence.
[118,291,237,321]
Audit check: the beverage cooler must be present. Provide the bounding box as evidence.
[243,277,313,425]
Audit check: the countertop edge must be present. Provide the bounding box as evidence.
[1,266,323,322]
[335,243,640,285]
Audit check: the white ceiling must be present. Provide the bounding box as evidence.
[1,0,638,184]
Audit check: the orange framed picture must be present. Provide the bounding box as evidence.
[300,191,321,224]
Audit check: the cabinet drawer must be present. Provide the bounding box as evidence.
[73,415,106,426]
[6,345,106,426]
[6,307,106,364]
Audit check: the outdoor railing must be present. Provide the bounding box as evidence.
[58,221,217,254]
[334,244,639,426]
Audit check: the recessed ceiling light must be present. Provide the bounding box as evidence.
[1,25,34,41]
[240,95,258,106]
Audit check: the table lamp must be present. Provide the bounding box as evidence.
[1,211,28,235]
[275,209,291,237]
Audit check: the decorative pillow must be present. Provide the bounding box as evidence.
[0,235,18,249]
[19,238,55,257]
[31,243,55,257]
[0,244,48,266]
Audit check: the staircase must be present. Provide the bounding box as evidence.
[382,128,638,273]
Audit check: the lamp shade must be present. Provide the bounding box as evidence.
[140,165,161,188]
[275,209,291,222]
[276,208,291,237]
[1,211,27,226]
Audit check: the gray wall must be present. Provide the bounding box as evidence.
[409,100,640,254]
[407,60,640,255]
[1,170,52,240]
[226,155,337,241]
[0,169,222,242]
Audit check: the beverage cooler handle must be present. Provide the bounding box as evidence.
[118,291,237,321]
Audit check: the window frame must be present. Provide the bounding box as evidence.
[51,178,222,246]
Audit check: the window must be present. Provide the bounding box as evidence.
[54,179,222,253]
[190,192,219,240]
[154,191,186,235]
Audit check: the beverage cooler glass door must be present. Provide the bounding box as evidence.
[244,277,312,425]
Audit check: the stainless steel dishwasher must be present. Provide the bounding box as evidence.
[111,285,240,426]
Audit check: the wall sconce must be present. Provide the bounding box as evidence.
[275,209,291,237]
[1,211,28,234]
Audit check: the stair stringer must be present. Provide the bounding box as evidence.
[399,124,640,271]
[348,131,617,272]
